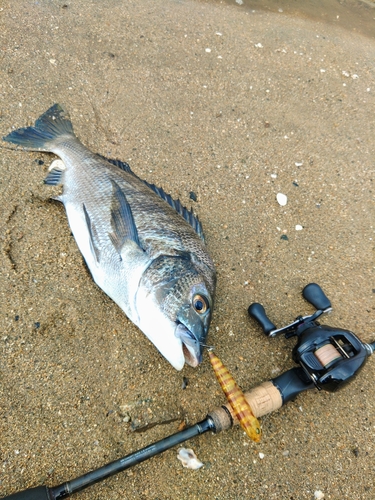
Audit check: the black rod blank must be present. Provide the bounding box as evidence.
[1,418,215,500]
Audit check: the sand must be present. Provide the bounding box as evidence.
[1,0,375,498]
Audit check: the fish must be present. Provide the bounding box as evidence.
[3,104,216,370]
[208,351,261,442]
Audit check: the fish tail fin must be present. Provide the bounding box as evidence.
[2,104,75,152]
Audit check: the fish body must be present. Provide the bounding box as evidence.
[3,104,216,370]
[208,351,261,442]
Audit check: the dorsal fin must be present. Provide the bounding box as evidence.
[100,155,205,242]
[142,181,205,242]
[98,155,134,175]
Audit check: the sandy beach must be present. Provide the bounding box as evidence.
[1,1,375,498]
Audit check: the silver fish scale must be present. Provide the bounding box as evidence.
[59,139,205,261]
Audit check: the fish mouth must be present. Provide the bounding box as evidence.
[175,323,202,368]
[182,342,200,368]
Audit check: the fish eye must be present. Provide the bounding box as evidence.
[193,294,209,314]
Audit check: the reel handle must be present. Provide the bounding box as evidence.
[248,303,276,336]
[302,283,331,311]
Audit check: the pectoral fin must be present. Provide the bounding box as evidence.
[101,155,205,242]
[83,203,101,263]
[109,179,142,257]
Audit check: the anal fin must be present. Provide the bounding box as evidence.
[44,159,66,186]
[44,167,64,186]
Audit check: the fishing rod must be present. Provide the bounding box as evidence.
[2,283,374,500]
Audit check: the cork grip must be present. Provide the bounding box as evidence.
[208,381,283,433]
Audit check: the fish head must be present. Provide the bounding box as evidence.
[175,282,214,368]
[136,255,215,370]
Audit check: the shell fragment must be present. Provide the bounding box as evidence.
[177,448,204,470]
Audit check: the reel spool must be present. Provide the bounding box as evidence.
[314,343,342,367]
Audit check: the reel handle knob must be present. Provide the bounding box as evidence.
[248,303,276,336]
[302,283,331,311]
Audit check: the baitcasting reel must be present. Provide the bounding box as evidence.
[248,283,375,400]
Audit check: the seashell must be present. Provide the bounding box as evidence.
[177,448,203,470]
[314,491,324,499]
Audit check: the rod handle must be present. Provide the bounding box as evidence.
[0,486,52,500]
[302,283,331,311]
[248,303,277,335]
[208,381,282,433]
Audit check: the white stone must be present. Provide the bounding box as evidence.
[277,193,287,206]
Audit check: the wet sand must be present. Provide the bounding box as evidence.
[1,1,375,499]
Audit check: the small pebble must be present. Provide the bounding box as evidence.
[295,225,303,231]
[181,376,189,390]
[314,491,324,499]
[259,452,264,459]
[276,193,287,206]
[280,234,288,241]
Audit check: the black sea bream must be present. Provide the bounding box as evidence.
[3,104,216,370]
